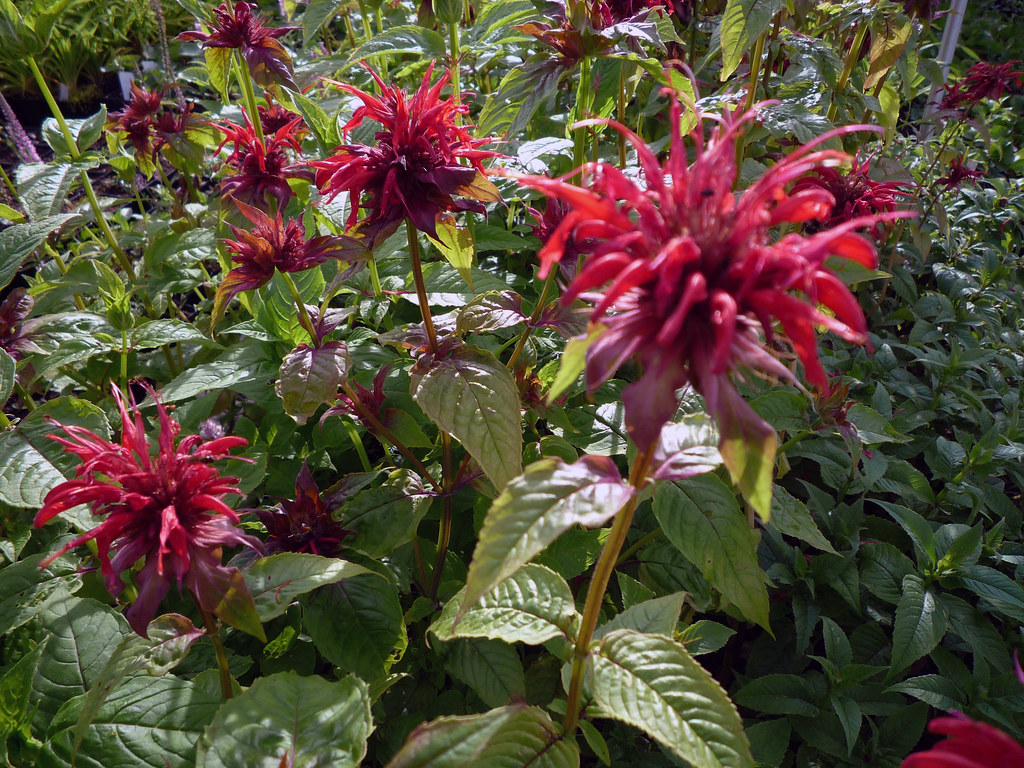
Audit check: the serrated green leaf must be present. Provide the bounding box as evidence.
[461,456,632,617]
[42,675,221,768]
[678,620,737,656]
[0,636,48,759]
[0,554,80,636]
[301,0,346,46]
[431,563,579,648]
[205,47,231,102]
[594,593,685,640]
[589,629,753,768]
[345,24,446,63]
[0,431,66,508]
[654,476,770,631]
[769,487,837,553]
[338,470,430,558]
[411,344,522,489]
[385,704,579,768]
[196,672,371,768]
[875,500,936,567]
[0,213,79,292]
[888,574,946,678]
[302,572,405,680]
[428,215,475,289]
[719,0,783,81]
[243,552,372,622]
[275,341,351,424]
[886,674,965,710]
[956,564,1024,621]
[131,320,216,350]
[15,163,77,221]
[444,638,525,708]
[734,674,819,717]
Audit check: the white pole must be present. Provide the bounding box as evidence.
[921,0,970,137]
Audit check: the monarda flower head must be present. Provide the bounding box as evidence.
[313,63,501,247]
[515,95,907,490]
[940,60,1024,111]
[216,109,311,211]
[900,713,1024,767]
[177,1,298,88]
[255,463,354,555]
[34,385,263,638]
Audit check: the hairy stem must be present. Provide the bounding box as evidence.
[563,448,655,735]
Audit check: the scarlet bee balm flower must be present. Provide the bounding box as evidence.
[516,96,907,508]
[34,386,264,639]
[313,63,501,246]
[901,714,1024,767]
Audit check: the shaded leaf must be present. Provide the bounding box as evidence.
[276,341,351,424]
[242,552,372,622]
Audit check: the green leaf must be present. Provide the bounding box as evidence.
[769,487,837,553]
[719,0,784,81]
[431,563,579,648]
[337,470,431,558]
[242,552,372,622]
[546,324,605,403]
[594,593,686,640]
[444,638,525,708]
[42,676,222,768]
[865,17,911,91]
[886,674,965,710]
[428,215,475,289]
[275,341,351,424]
[653,476,770,631]
[875,501,936,567]
[131,320,216,350]
[888,574,946,678]
[589,629,753,768]
[476,59,565,139]
[744,719,790,768]
[0,213,78,292]
[385,704,579,768]
[0,431,65,508]
[734,674,819,717]
[16,163,77,221]
[160,344,277,404]
[301,0,346,46]
[715,385,775,522]
[830,696,861,756]
[678,620,737,656]
[196,672,372,768]
[302,573,405,680]
[578,719,610,766]
[461,456,632,618]
[821,617,852,668]
[73,614,204,755]
[345,24,447,63]
[290,89,340,150]
[650,416,722,482]
[204,565,266,642]
[205,47,231,102]
[955,564,1024,621]
[0,554,80,635]
[27,594,130,734]
[411,344,522,489]
[859,542,914,604]
[0,637,48,761]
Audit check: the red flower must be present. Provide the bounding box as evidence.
[177,1,298,88]
[791,151,912,236]
[34,386,261,637]
[107,84,167,159]
[901,714,1024,767]
[213,199,366,324]
[936,157,984,190]
[216,109,311,211]
[313,63,501,247]
[940,60,1024,111]
[515,97,906,452]
[258,99,305,137]
[0,288,41,360]
[254,463,354,555]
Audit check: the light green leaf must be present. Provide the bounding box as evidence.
[719,0,784,81]
[431,563,579,648]
[411,344,522,489]
[888,574,946,678]
[16,163,77,221]
[0,213,79,292]
[0,431,65,508]
[444,638,525,708]
[594,593,686,640]
[338,470,431,558]
[131,320,216,350]
[0,348,14,407]
[196,672,372,768]
[42,676,222,768]
[345,24,447,63]
[428,215,475,289]
[769,487,837,554]
[385,704,579,768]
[461,456,632,618]
[546,325,604,403]
[0,637,48,760]
[865,17,911,91]
[205,48,231,102]
[654,476,770,630]
[0,554,80,636]
[589,629,753,768]
[301,0,346,46]
[243,553,372,621]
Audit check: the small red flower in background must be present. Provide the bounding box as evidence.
[255,463,354,555]
[177,1,298,88]
[936,157,984,191]
[900,714,1024,767]
[216,110,311,211]
[791,151,913,236]
[313,63,501,247]
[515,96,906,452]
[940,60,1024,111]
[108,86,208,173]
[34,386,262,638]
[213,199,366,325]
[259,99,306,137]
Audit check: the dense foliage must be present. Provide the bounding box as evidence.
[0,0,1023,766]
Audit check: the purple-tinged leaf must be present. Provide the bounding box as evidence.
[650,417,722,482]
[275,341,351,424]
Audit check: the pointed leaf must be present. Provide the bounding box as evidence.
[0,637,48,758]
[462,456,632,617]
[589,629,754,768]
[0,213,79,292]
[196,672,372,768]
[431,563,579,647]
[337,469,430,558]
[205,47,231,102]
[411,344,522,489]
[242,552,372,621]
[888,574,946,678]
[594,593,686,640]
[719,0,784,81]
[546,324,604,403]
[276,341,351,424]
[385,704,579,768]
[769,487,837,554]
[444,638,525,708]
[428,214,475,288]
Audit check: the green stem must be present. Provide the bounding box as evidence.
[0,164,18,204]
[827,23,869,123]
[14,383,35,412]
[743,31,767,113]
[614,526,662,566]
[236,53,265,145]
[199,607,234,700]
[280,271,319,345]
[120,328,129,391]
[44,245,86,310]
[563,448,655,736]
[448,21,462,123]
[368,257,384,298]
[344,419,373,472]
[407,221,439,354]
[572,55,593,180]
[506,266,559,370]
[0,410,11,429]
[429,432,454,598]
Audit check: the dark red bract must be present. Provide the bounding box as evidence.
[900,714,1024,767]
[940,60,1024,111]
[177,1,298,87]
[216,110,311,211]
[936,157,984,190]
[515,97,906,451]
[256,463,354,555]
[34,386,260,637]
[313,64,500,246]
